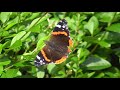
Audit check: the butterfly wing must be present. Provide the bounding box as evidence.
[34,19,72,67]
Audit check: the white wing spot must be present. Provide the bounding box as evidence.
[66,27,68,29]
[62,25,66,28]
[40,60,43,63]
[36,55,41,60]
[56,25,61,28]
[43,62,45,64]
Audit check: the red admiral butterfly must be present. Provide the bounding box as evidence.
[34,19,73,67]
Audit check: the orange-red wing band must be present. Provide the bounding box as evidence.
[68,48,71,53]
[69,39,73,47]
[52,31,68,36]
[41,49,51,62]
[41,49,67,64]
[55,56,67,64]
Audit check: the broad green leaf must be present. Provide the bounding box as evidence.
[10,40,22,49]
[37,13,51,24]
[96,31,120,44]
[21,31,31,42]
[68,18,76,30]
[103,31,120,44]
[27,18,41,30]
[57,71,66,78]
[10,31,26,46]
[87,72,95,78]
[13,61,25,67]
[95,12,115,22]
[1,69,19,78]
[27,66,37,75]
[27,13,51,31]
[0,31,9,37]
[95,72,105,78]
[2,41,11,49]
[104,67,120,78]
[81,55,111,70]
[20,12,31,20]
[26,12,40,20]
[0,58,11,66]
[106,23,120,33]
[37,71,45,78]
[0,12,11,23]
[97,41,111,48]
[0,44,3,54]
[84,16,99,35]
[83,36,98,43]
[29,24,40,33]
[36,35,49,50]
[77,48,82,59]
[0,66,3,75]
[47,63,56,74]
[4,16,19,30]
[17,71,22,76]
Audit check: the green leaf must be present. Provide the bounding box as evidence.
[21,31,31,42]
[27,18,41,31]
[87,72,95,78]
[2,41,11,49]
[10,31,26,46]
[36,35,48,50]
[83,36,98,43]
[0,44,3,54]
[103,31,120,44]
[1,69,19,78]
[84,16,99,35]
[27,13,51,31]
[47,63,56,74]
[106,23,120,33]
[13,61,25,67]
[57,71,66,78]
[81,55,111,70]
[0,31,9,37]
[10,40,22,49]
[95,12,115,22]
[17,71,22,76]
[26,13,40,20]
[97,41,111,48]
[0,58,11,66]
[37,71,45,78]
[29,24,40,33]
[0,12,11,23]
[95,72,105,78]
[4,16,19,30]
[0,66,3,75]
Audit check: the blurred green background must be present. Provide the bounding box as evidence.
[0,12,120,78]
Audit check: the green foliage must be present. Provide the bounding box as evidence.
[0,12,120,78]
[81,55,111,70]
[84,16,99,35]
[106,23,120,33]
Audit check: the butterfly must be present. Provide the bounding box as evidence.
[34,19,73,67]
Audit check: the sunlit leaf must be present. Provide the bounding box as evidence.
[10,31,26,46]
[81,55,111,70]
